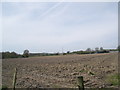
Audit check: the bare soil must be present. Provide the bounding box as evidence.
[2,53,118,88]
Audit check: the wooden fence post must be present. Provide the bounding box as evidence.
[12,68,17,90]
[77,76,84,90]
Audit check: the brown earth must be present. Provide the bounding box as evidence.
[2,53,118,88]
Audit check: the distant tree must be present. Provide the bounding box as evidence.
[118,45,120,52]
[86,48,91,52]
[55,52,59,55]
[10,52,18,58]
[100,47,104,51]
[2,51,21,59]
[86,48,92,54]
[67,51,70,54]
[2,52,10,59]
[95,47,99,53]
[23,50,29,58]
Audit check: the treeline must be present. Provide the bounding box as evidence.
[2,50,29,59]
[72,49,110,55]
[71,46,120,55]
[1,46,120,59]
[29,52,60,57]
[1,50,61,59]
[2,52,22,59]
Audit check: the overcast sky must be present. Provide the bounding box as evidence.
[2,2,118,53]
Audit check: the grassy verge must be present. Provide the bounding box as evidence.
[1,85,8,90]
[106,73,120,86]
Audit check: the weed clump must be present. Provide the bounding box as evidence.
[106,73,120,86]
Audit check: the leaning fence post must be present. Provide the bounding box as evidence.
[12,68,17,90]
[77,76,84,90]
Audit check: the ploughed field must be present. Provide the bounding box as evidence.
[2,53,118,88]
